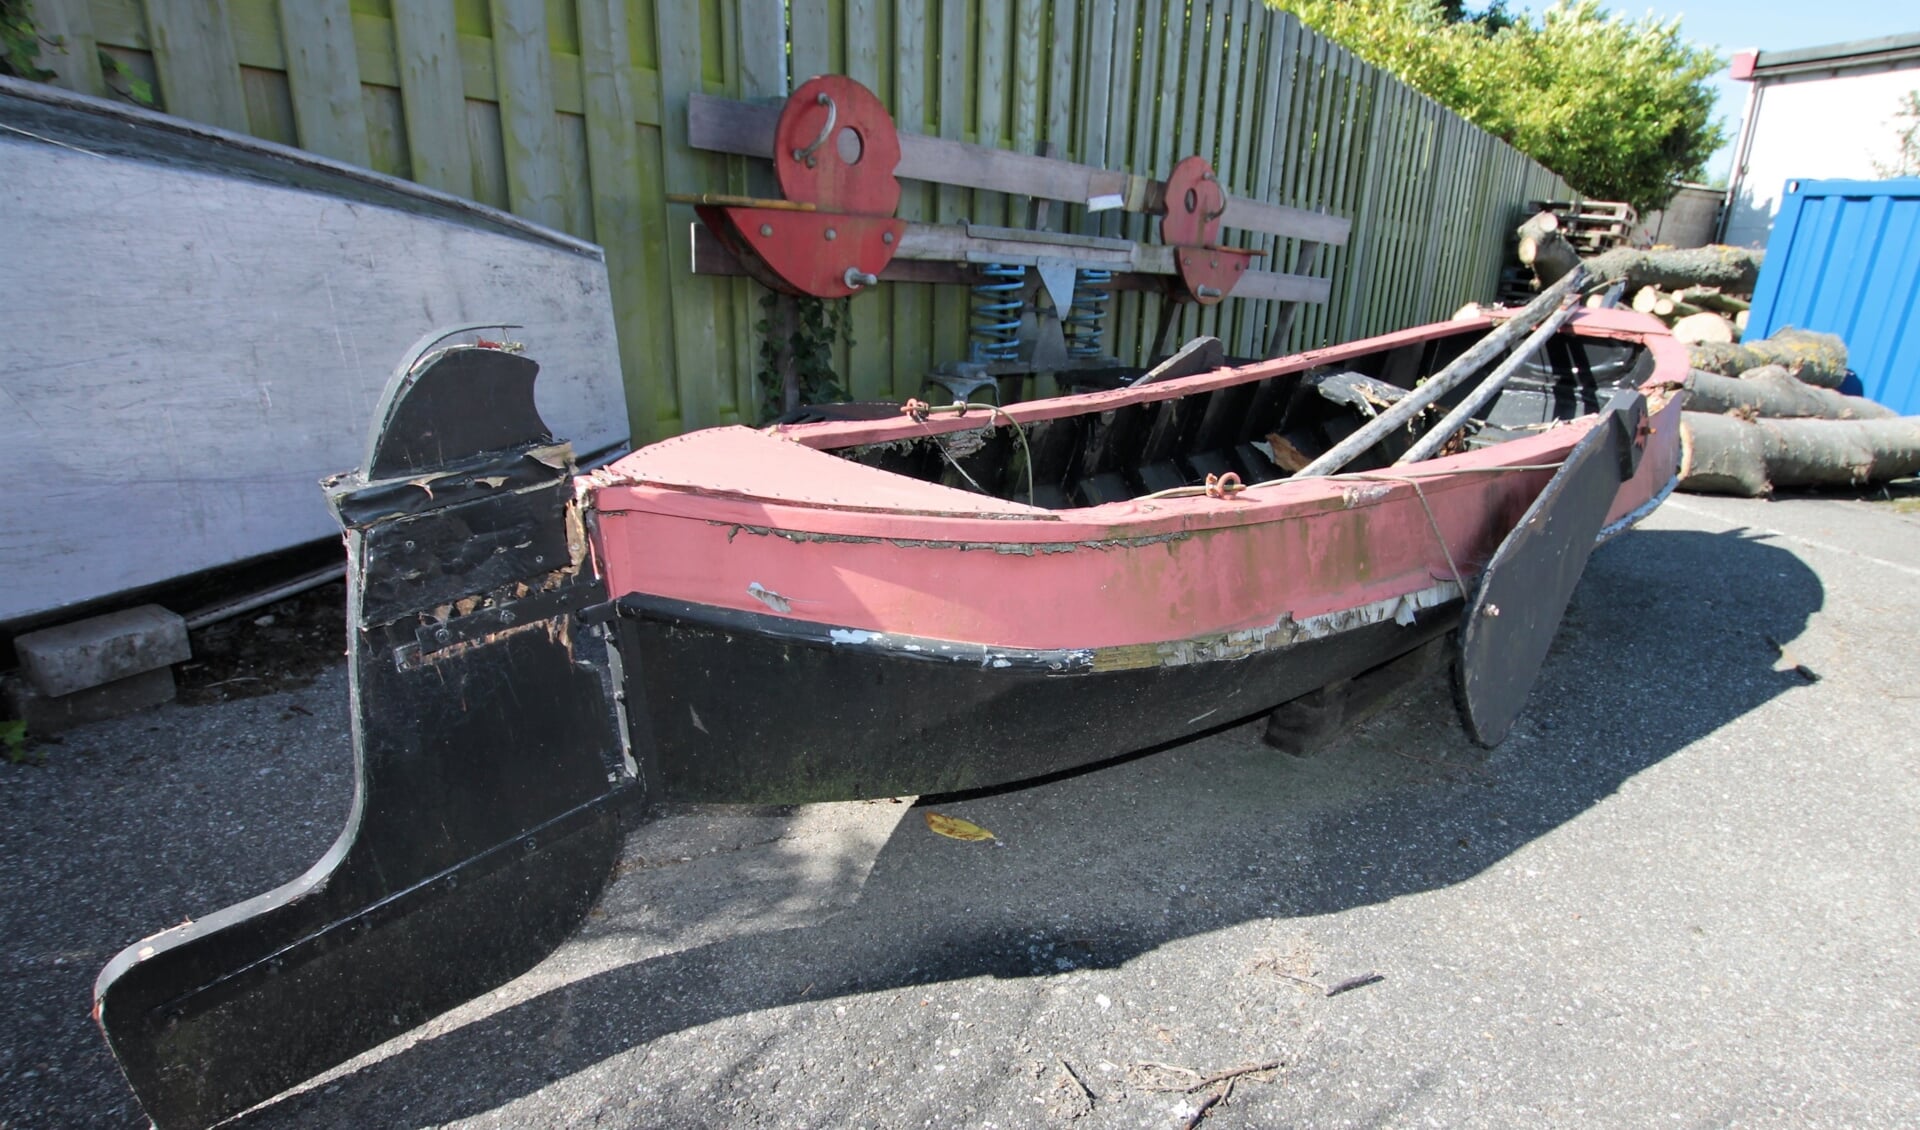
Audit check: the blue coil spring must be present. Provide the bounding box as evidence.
[1064,269,1112,359]
[970,263,1025,363]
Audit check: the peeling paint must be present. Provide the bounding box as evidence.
[1340,484,1393,508]
[1087,580,1464,672]
[746,581,793,614]
[714,521,1193,554]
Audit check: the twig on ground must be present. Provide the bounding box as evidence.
[1131,1057,1283,1093]
[1249,955,1385,997]
[1324,972,1385,996]
[1389,748,1493,777]
[1056,1056,1096,1109]
[1181,1080,1229,1129]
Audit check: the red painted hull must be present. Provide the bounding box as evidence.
[586,309,1685,657]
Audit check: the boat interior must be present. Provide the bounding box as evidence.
[827,324,1659,509]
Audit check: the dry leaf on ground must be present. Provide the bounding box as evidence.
[923,811,995,841]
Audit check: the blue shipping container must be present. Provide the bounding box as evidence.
[1748,178,1920,415]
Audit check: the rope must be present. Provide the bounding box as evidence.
[903,399,1037,506]
[1338,473,1466,596]
[1139,472,1247,500]
[1327,461,1566,597]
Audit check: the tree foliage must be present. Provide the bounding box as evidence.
[1270,0,1727,212]
[1873,91,1920,178]
[1,0,54,82]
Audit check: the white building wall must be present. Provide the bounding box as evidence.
[1724,68,1920,248]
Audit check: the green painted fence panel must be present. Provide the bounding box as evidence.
[44,0,1569,441]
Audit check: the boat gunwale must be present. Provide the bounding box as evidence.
[0,75,602,259]
[767,306,1678,449]
[590,310,1687,547]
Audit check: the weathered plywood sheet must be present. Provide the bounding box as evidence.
[0,118,626,624]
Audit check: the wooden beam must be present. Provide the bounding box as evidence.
[145,0,249,133]
[686,92,1350,244]
[391,1,472,197]
[490,0,566,231]
[688,221,1330,304]
[277,0,370,167]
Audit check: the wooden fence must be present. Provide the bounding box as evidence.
[29,0,1569,442]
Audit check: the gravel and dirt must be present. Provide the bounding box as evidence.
[3,490,1917,1128]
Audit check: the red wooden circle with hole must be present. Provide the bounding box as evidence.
[775,75,902,216]
[1161,155,1226,246]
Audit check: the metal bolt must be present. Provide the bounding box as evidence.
[825,228,838,241]
[844,267,878,289]
[759,223,773,237]
[500,610,516,625]
[534,555,545,564]
[1196,285,1223,299]
[435,628,452,643]
[404,540,416,550]
[1209,258,1219,268]
[882,231,895,244]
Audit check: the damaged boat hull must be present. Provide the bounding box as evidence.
[96,309,1685,1127]
[610,590,1462,803]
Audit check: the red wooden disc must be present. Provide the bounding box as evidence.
[775,75,903,216]
[1161,155,1226,247]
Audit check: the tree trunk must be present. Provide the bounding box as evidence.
[1684,366,1894,420]
[1689,328,1849,389]
[1675,286,1749,315]
[1678,411,1920,496]
[1517,212,1582,287]
[1585,245,1764,293]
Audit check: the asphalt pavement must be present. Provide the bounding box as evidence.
[3,489,1917,1129]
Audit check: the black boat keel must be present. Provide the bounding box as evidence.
[93,339,637,1129]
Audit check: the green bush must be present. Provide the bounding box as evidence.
[1271,0,1726,213]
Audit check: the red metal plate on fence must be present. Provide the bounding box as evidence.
[700,205,905,298]
[1161,156,1226,246]
[1174,246,1259,305]
[775,75,903,216]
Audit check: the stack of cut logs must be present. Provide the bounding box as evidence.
[1626,284,1747,344]
[1511,210,1920,498]
[1679,330,1920,497]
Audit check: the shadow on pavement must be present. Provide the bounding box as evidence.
[218,525,1819,1125]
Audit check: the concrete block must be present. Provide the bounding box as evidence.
[4,667,177,735]
[13,604,190,697]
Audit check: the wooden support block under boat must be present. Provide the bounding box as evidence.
[1262,635,1454,756]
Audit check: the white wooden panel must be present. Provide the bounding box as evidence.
[0,120,626,623]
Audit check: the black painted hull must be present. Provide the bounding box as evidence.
[615,594,1459,803]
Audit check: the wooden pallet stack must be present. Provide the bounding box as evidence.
[1530,200,1638,254]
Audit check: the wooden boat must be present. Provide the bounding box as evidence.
[0,77,628,627]
[589,304,1681,800]
[94,301,1684,1128]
